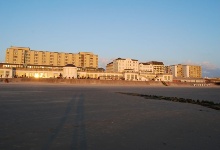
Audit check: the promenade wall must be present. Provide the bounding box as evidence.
[0,78,153,85]
[0,78,214,86]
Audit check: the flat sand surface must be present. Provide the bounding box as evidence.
[0,83,220,150]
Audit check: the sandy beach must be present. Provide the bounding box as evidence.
[0,83,219,150]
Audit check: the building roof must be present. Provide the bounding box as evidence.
[64,64,76,67]
[147,61,164,65]
[131,59,138,61]
[115,58,138,61]
[115,58,126,60]
[139,62,150,65]
[107,62,113,65]
[170,64,201,67]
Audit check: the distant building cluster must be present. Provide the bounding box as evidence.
[0,46,202,82]
[106,58,165,74]
[106,58,202,79]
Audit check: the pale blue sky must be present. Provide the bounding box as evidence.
[0,0,220,70]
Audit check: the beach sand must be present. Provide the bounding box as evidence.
[0,83,219,150]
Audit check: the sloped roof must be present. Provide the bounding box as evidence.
[115,58,126,60]
[64,64,76,67]
[147,61,164,65]
[139,62,151,65]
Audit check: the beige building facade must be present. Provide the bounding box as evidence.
[0,63,63,78]
[106,62,113,72]
[146,61,165,74]
[107,59,165,75]
[106,58,139,73]
[170,64,202,78]
[5,46,98,68]
[184,65,202,78]
[0,63,173,82]
[139,62,154,73]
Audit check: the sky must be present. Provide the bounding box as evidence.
[0,0,220,76]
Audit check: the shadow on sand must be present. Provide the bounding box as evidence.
[42,94,87,150]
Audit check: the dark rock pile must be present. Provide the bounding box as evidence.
[118,92,220,110]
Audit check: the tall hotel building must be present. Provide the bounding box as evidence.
[5,46,98,68]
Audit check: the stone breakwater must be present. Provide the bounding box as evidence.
[0,78,216,86]
[118,92,220,110]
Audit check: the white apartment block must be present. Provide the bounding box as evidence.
[107,59,165,75]
[112,58,139,73]
[140,61,164,74]
[139,63,154,73]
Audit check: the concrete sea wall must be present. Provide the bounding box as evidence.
[0,78,212,86]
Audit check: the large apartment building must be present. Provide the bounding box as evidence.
[5,46,98,68]
[170,64,202,78]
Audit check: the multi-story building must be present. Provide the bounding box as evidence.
[146,61,164,74]
[106,62,113,72]
[183,65,202,78]
[139,62,153,73]
[164,66,172,74]
[5,46,98,68]
[170,64,183,77]
[78,52,98,68]
[107,58,139,73]
[106,59,165,75]
[170,64,202,78]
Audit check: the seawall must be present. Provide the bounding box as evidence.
[0,78,215,87]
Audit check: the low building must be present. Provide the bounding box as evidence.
[156,74,173,82]
[63,64,77,79]
[0,62,173,82]
[173,77,205,83]
[0,63,63,78]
